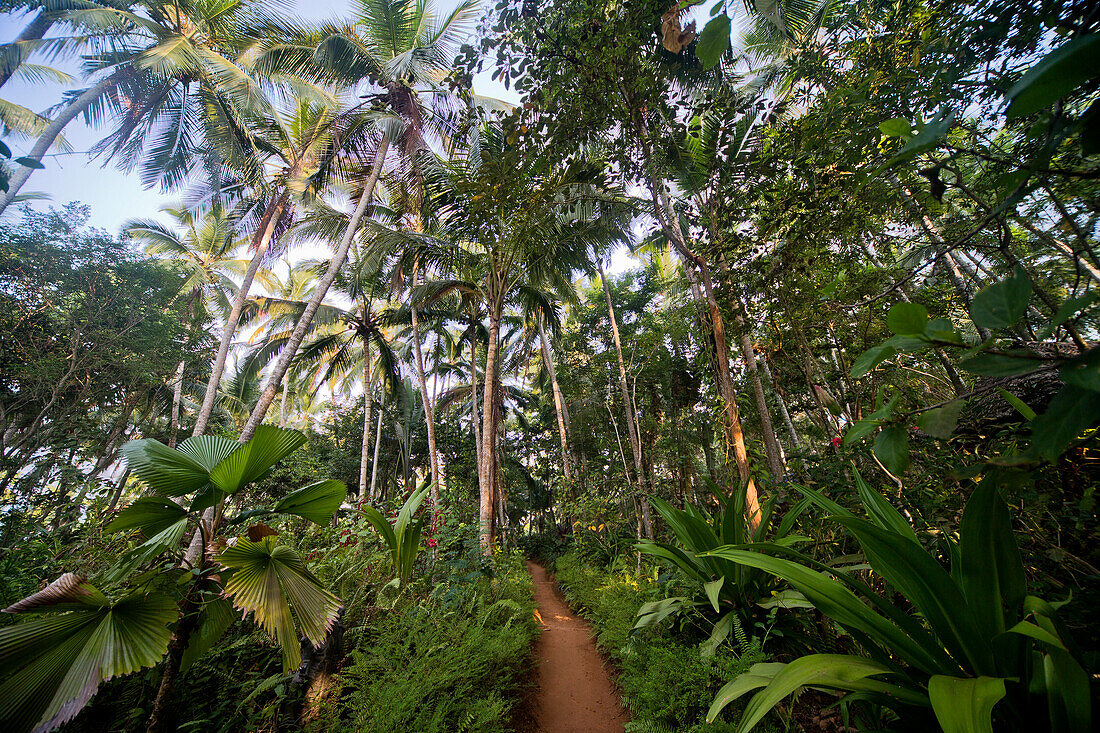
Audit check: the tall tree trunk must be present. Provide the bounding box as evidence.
[478,299,503,554]
[278,372,290,427]
[410,299,441,513]
[758,355,801,449]
[538,315,572,483]
[369,388,385,501]
[168,360,185,449]
[469,324,481,479]
[239,137,390,442]
[0,77,113,217]
[597,259,647,500]
[358,339,372,497]
[0,10,53,89]
[192,190,290,437]
[735,319,785,478]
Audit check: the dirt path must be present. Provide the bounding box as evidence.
[523,560,629,733]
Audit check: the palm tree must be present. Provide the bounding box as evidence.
[125,203,247,445]
[237,0,479,444]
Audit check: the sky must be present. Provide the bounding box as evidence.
[0,0,518,232]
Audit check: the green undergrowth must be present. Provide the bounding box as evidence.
[551,550,781,733]
[312,546,538,733]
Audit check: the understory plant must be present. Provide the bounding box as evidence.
[704,473,1092,733]
[0,426,346,733]
[634,480,811,655]
[358,483,430,587]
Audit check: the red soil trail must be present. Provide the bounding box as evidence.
[523,560,629,733]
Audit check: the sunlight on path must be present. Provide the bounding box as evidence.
[525,561,629,733]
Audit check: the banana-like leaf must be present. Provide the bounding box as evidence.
[105,497,190,536]
[0,587,175,733]
[273,480,347,525]
[707,662,786,723]
[725,654,929,732]
[209,426,307,495]
[179,598,236,673]
[634,596,690,630]
[959,479,1025,640]
[854,470,918,542]
[834,516,995,676]
[216,536,340,671]
[703,548,958,675]
[928,675,1005,733]
[121,439,211,497]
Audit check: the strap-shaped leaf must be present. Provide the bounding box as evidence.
[727,654,928,732]
[274,480,347,525]
[928,675,1005,733]
[835,517,995,676]
[634,596,690,630]
[208,426,307,495]
[105,497,190,536]
[0,589,175,733]
[217,536,340,671]
[854,470,918,542]
[704,577,724,613]
[959,479,1026,640]
[121,439,210,497]
[707,662,786,723]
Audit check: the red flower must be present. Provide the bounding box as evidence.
[830,436,842,448]
[426,537,438,548]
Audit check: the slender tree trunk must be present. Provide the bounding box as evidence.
[479,299,502,554]
[239,136,390,442]
[168,360,185,449]
[597,259,647,500]
[0,10,53,89]
[192,190,290,437]
[146,590,202,733]
[410,299,441,513]
[469,324,481,478]
[759,355,801,449]
[359,339,372,496]
[0,77,113,217]
[369,388,385,501]
[279,372,290,428]
[538,315,572,483]
[736,322,785,478]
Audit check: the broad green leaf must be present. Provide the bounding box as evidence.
[874,426,909,475]
[1059,347,1100,392]
[997,388,1036,421]
[106,497,190,536]
[918,401,965,438]
[696,14,731,68]
[176,435,241,471]
[208,425,307,495]
[959,480,1025,640]
[0,588,175,733]
[702,548,956,674]
[882,109,956,167]
[729,654,928,732]
[879,117,912,137]
[1002,620,1067,651]
[1042,647,1093,733]
[1037,292,1098,340]
[884,334,931,351]
[925,318,965,345]
[700,612,731,658]
[958,352,1041,377]
[121,439,211,497]
[707,662,786,723]
[217,536,340,671]
[273,480,346,525]
[1006,34,1100,119]
[887,302,928,335]
[850,344,896,378]
[1030,385,1100,462]
[180,598,235,673]
[634,596,690,630]
[843,419,879,445]
[704,577,724,613]
[970,268,1031,330]
[854,470,918,542]
[928,675,1006,733]
[835,516,995,675]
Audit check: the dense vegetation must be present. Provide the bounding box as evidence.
[0,0,1097,731]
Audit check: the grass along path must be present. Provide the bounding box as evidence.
[523,560,629,732]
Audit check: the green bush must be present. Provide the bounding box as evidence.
[552,551,772,733]
[325,549,537,733]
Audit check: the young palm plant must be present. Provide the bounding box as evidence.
[0,425,345,733]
